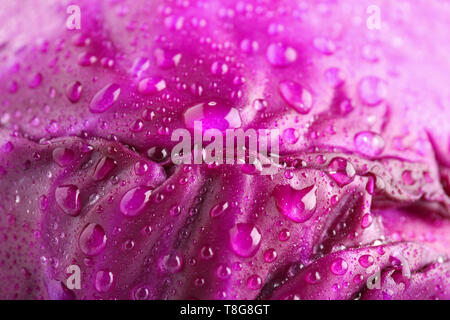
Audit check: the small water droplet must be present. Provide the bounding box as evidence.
[211,61,229,75]
[138,77,166,95]
[358,254,374,268]
[216,264,231,279]
[95,270,114,293]
[247,275,263,290]
[358,76,387,106]
[266,43,297,67]
[159,253,184,273]
[28,73,43,88]
[264,248,277,263]
[210,202,229,218]
[402,170,415,185]
[66,81,83,103]
[330,258,348,275]
[354,131,385,157]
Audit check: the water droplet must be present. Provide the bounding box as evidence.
[211,61,229,75]
[240,39,259,53]
[28,73,42,88]
[160,253,184,273]
[279,81,313,114]
[324,67,345,87]
[66,81,83,103]
[2,141,13,153]
[93,157,116,181]
[266,43,297,67]
[229,223,261,257]
[216,264,231,279]
[358,255,374,268]
[210,202,229,218]
[313,37,336,55]
[95,270,114,293]
[327,158,356,187]
[361,213,373,228]
[134,161,149,176]
[358,76,387,106]
[120,186,152,217]
[183,100,241,132]
[354,131,385,157]
[131,57,151,78]
[330,258,348,275]
[55,185,81,216]
[52,148,75,167]
[89,83,121,113]
[278,229,290,241]
[39,195,49,210]
[273,184,317,223]
[79,223,107,256]
[264,248,277,263]
[132,286,150,300]
[252,99,267,111]
[78,52,97,66]
[138,77,166,95]
[147,146,169,162]
[154,48,182,69]
[200,246,214,260]
[282,128,299,144]
[247,275,263,290]
[305,270,321,284]
[402,170,415,185]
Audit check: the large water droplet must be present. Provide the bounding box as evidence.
[354,131,385,157]
[55,185,81,216]
[79,223,107,256]
[327,158,356,187]
[183,100,241,132]
[89,83,121,113]
[229,223,261,257]
[279,81,313,114]
[273,184,317,223]
[266,43,297,67]
[120,186,152,217]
